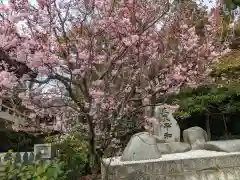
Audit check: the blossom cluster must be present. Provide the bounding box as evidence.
[0,0,229,134]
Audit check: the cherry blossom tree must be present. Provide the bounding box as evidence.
[0,0,230,168]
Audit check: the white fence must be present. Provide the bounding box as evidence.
[0,152,34,165]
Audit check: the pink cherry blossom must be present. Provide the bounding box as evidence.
[0,71,17,89]
[0,0,229,160]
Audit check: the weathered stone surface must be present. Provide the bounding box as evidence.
[182,157,216,171]
[183,126,208,150]
[121,132,162,161]
[165,175,185,180]
[215,154,240,168]
[102,151,240,180]
[234,167,240,177]
[183,173,200,180]
[220,168,237,180]
[204,140,240,152]
[165,160,183,174]
[157,142,191,154]
[153,104,180,142]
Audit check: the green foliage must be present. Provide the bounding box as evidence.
[211,50,240,77]
[220,0,240,39]
[1,134,90,180]
[1,150,66,180]
[45,134,90,179]
[211,50,240,92]
[157,85,240,118]
[165,50,240,118]
[222,0,238,11]
[155,50,240,139]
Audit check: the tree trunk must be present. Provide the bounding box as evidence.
[86,115,99,174]
[222,114,229,139]
[205,113,211,140]
[150,94,157,117]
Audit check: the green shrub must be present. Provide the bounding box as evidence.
[45,134,90,179]
[2,150,66,180]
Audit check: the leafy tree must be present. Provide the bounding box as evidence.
[0,0,229,172]
[157,48,240,139]
[45,134,90,179]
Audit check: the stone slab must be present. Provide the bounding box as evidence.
[102,150,240,180]
[183,126,208,150]
[121,132,162,161]
[204,140,240,152]
[157,142,191,154]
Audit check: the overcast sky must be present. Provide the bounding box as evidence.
[203,0,216,9]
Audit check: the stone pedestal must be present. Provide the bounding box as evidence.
[102,150,240,180]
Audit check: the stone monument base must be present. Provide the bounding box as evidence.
[101,150,240,180]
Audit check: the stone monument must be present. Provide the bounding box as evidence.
[102,103,240,180]
[121,104,190,161]
[153,104,191,154]
[153,104,180,142]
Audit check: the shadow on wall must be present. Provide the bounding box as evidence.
[176,112,240,141]
[0,130,45,152]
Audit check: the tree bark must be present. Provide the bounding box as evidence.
[86,114,100,174]
[222,114,229,139]
[205,112,211,140]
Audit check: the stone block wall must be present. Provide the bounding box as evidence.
[102,152,240,180]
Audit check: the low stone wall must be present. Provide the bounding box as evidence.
[101,150,240,180]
